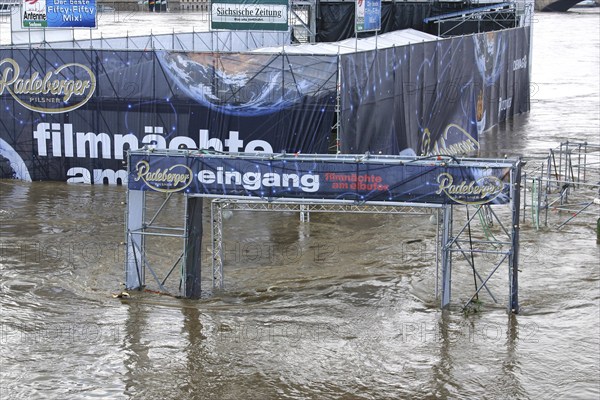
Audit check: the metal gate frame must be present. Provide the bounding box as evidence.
[124,153,522,312]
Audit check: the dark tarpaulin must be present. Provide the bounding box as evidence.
[339,27,530,156]
[317,2,355,43]
[0,48,338,182]
[317,1,516,42]
[386,2,432,33]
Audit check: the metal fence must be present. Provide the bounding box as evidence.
[523,141,600,230]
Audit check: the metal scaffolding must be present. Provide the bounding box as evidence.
[290,0,317,43]
[209,199,434,291]
[125,190,190,295]
[423,2,528,37]
[8,29,290,51]
[522,141,600,231]
[124,150,523,312]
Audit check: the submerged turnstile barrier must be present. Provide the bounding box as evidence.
[124,149,523,312]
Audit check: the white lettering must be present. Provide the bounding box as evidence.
[114,134,139,160]
[64,123,74,157]
[199,129,224,152]
[141,134,167,150]
[262,172,280,187]
[33,122,51,156]
[76,132,112,159]
[225,131,244,152]
[51,123,61,157]
[512,55,527,71]
[197,168,320,193]
[34,124,280,186]
[66,167,91,184]
[168,136,196,151]
[436,172,504,205]
[67,167,127,185]
[245,139,273,153]
[498,97,512,114]
[300,174,319,193]
[94,168,127,185]
[243,172,261,190]
[0,57,96,113]
[34,123,276,161]
[198,170,216,184]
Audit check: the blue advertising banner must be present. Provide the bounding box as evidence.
[355,0,381,33]
[22,0,97,28]
[128,152,514,205]
[0,27,529,185]
[340,27,530,156]
[0,49,337,183]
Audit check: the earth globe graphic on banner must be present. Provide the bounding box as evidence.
[156,51,316,117]
[0,138,31,181]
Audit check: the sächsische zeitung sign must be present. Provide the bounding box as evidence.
[211,0,288,31]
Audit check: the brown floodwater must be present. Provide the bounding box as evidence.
[1,9,599,400]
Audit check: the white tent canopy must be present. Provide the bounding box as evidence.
[251,29,440,55]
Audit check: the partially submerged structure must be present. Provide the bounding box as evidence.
[0,1,532,183]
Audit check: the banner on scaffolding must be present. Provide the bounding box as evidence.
[0,50,337,183]
[355,0,381,33]
[0,27,529,185]
[128,153,514,205]
[339,27,530,157]
[22,0,97,28]
[211,0,289,31]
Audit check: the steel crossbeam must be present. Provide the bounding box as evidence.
[124,151,522,313]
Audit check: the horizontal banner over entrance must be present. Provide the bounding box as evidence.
[128,151,518,205]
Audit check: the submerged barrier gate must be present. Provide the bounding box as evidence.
[124,149,523,313]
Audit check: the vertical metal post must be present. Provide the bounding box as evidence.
[583,142,587,182]
[309,0,317,43]
[440,204,453,309]
[300,204,310,222]
[184,196,203,299]
[335,53,342,154]
[522,171,527,223]
[509,161,522,313]
[577,143,582,187]
[564,141,570,189]
[537,176,542,228]
[558,142,563,185]
[531,177,538,230]
[564,144,571,203]
[125,189,146,290]
[181,194,188,294]
[545,155,551,226]
[549,149,558,191]
[435,208,440,299]
[211,200,224,289]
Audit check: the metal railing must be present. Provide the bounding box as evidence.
[522,141,600,230]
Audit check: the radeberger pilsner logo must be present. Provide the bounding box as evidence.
[436,172,504,205]
[135,160,193,193]
[421,124,480,157]
[0,58,96,113]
